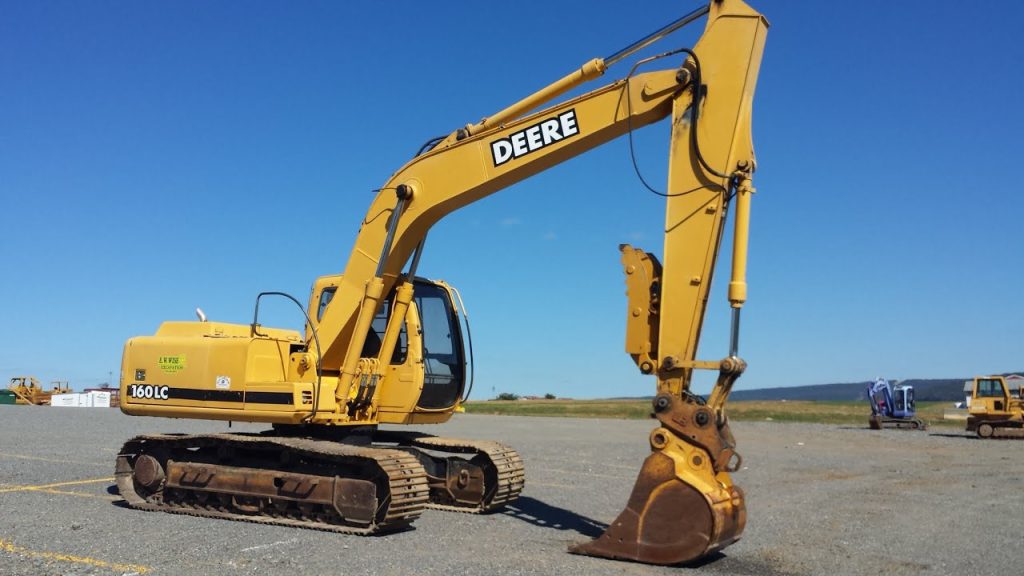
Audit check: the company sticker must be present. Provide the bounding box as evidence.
[157,355,187,374]
[215,376,231,390]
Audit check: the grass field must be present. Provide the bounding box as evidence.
[463,398,960,427]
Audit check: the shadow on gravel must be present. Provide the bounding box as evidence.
[709,555,803,576]
[106,483,135,508]
[501,496,607,537]
[677,551,726,569]
[928,432,976,439]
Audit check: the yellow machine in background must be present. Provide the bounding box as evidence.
[116,1,768,565]
[966,375,1024,438]
[8,376,70,406]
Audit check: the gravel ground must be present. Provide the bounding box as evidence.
[0,406,1021,576]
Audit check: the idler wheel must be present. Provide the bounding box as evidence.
[132,455,166,491]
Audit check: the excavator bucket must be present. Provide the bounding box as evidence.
[570,393,746,565]
[569,447,745,565]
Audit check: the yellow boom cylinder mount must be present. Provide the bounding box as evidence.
[463,58,607,137]
[335,188,412,409]
[335,276,384,407]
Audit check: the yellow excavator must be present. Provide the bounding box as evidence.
[116,0,768,565]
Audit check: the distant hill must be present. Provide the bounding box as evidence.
[729,372,1024,402]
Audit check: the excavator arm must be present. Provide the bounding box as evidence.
[313,0,768,563]
[321,0,765,393]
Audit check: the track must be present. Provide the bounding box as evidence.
[115,433,430,535]
[868,415,926,430]
[377,432,526,513]
[115,431,525,535]
[973,421,1024,439]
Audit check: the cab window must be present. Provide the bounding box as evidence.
[318,286,406,364]
[977,379,1004,398]
[366,300,408,364]
[317,287,336,322]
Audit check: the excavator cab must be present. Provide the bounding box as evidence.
[891,385,915,419]
[311,275,468,412]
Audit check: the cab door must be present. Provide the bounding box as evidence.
[411,281,466,410]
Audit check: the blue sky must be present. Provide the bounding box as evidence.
[2,1,1021,398]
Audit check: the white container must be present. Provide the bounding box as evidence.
[88,391,111,408]
[51,393,80,407]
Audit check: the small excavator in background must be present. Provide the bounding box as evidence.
[867,378,925,430]
[966,375,1024,438]
[115,0,768,566]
